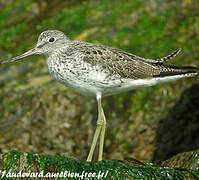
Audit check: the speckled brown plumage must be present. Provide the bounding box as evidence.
[67,41,198,80]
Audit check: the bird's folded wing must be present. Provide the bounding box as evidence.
[69,41,198,79]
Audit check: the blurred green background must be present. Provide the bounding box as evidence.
[0,0,198,162]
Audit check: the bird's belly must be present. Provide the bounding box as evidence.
[49,70,155,97]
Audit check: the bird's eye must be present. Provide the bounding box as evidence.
[49,37,55,42]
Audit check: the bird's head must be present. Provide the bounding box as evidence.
[1,30,70,64]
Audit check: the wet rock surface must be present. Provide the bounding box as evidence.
[154,83,199,163]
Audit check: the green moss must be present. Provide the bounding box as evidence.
[2,149,199,179]
[2,150,22,171]
[34,154,186,179]
[27,152,34,164]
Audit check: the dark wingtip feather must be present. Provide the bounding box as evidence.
[153,71,198,78]
[153,64,199,78]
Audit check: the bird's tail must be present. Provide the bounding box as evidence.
[153,64,199,78]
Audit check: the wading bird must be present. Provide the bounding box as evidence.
[1,30,198,161]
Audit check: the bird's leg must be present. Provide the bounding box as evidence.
[87,94,103,162]
[98,98,106,161]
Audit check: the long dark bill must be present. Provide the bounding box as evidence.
[1,47,38,64]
